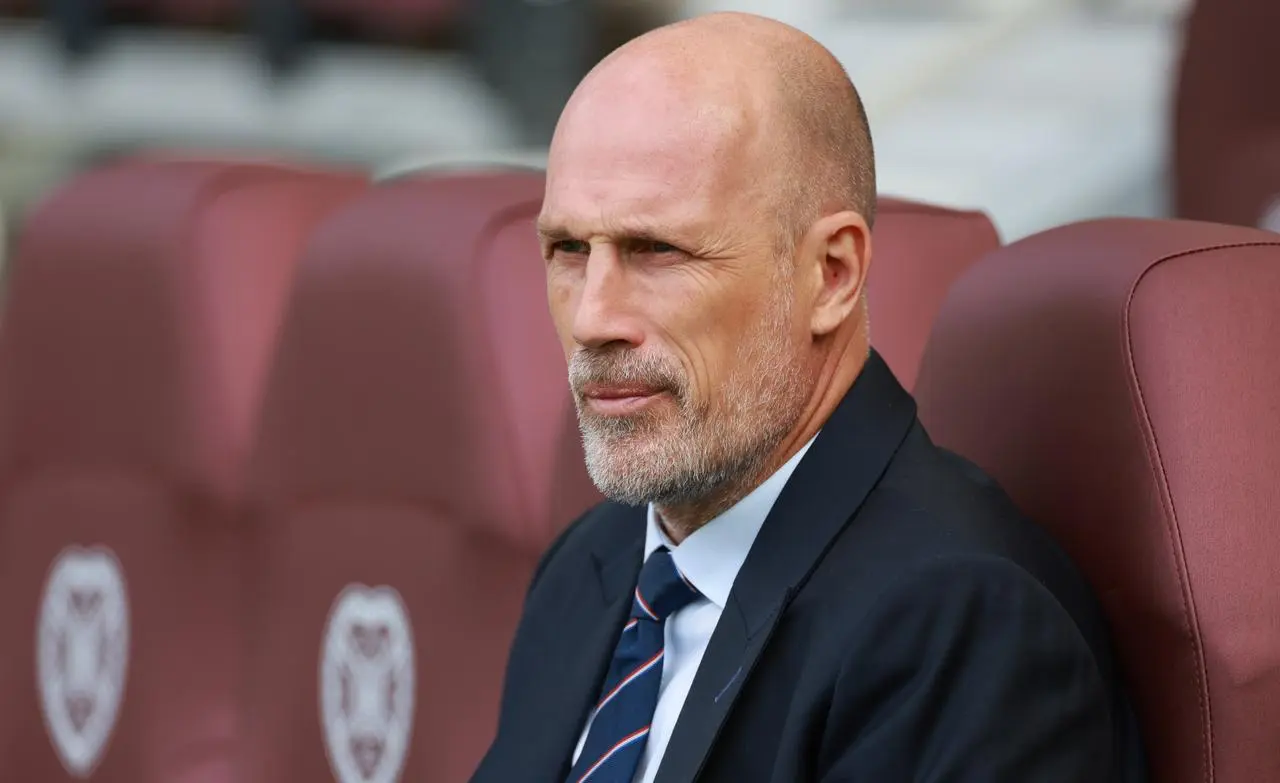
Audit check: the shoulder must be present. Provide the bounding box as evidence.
[809,552,1124,780]
[853,426,1089,590]
[815,424,1114,663]
[852,552,1089,645]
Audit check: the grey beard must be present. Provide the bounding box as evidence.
[575,384,799,510]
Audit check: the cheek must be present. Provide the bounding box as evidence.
[695,284,796,390]
[655,298,745,400]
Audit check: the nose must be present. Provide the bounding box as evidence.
[571,246,645,350]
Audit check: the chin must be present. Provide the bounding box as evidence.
[583,463,653,507]
[581,434,667,503]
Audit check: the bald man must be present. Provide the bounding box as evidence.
[473,13,1147,783]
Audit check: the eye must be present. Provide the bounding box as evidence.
[637,240,681,255]
[550,239,590,257]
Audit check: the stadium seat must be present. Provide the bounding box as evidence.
[0,158,364,782]
[913,218,1280,782]
[870,197,1000,389]
[1174,0,1280,228]
[241,171,601,783]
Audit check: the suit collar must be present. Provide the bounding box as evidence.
[728,350,917,632]
[587,351,917,618]
[591,506,647,606]
[654,350,918,783]
[524,511,641,781]
[572,352,917,782]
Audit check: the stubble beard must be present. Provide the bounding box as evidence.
[570,283,812,511]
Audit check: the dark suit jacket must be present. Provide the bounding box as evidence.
[472,352,1148,782]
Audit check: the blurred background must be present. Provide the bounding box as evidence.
[1,0,1264,253]
[2,3,1280,781]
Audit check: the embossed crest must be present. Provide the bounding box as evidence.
[320,584,416,783]
[36,545,130,778]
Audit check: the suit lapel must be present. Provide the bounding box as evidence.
[653,352,918,783]
[524,504,645,781]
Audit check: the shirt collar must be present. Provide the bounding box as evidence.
[644,434,818,609]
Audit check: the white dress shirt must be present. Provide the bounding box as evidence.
[571,436,818,783]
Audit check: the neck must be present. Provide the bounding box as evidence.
[656,330,869,544]
[655,462,773,543]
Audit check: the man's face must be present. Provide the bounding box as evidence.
[538,94,815,506]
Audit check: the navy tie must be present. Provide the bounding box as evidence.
[567,547,701,783]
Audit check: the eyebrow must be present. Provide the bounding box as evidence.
[535,223,573,244]
[535,218,692,246]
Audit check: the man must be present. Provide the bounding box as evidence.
[473,12,1148,783]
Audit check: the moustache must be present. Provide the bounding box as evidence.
[568,348,686,398]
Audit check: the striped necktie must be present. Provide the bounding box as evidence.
[567,547,701,783]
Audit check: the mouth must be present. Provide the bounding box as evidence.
[579,384,669,416]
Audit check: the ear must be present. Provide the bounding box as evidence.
[801,210,872,337]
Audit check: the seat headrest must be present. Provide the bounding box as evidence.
[252,172,599,552]
[0,159,363,497]
[914,218,1280,783]
[871,197,1000,388]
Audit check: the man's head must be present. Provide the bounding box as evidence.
[538,12,876,530]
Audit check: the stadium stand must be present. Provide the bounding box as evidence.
[915,218,1280,782]
[231,166,1000,783]
[5,1,1277,779]
[0,150,1002,783]
[0,158,365,782]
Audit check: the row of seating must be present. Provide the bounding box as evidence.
[0,155,1276,783]
[0,156,999,783]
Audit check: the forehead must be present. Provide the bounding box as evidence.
[541,95,754,237]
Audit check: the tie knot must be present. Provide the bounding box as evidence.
[632,548,700,622]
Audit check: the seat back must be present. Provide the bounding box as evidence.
[870,197,1000,389]
[0,159,363,783]
[914,218,1280,782]
[1174,0,1280,227]
[244,171,600,783]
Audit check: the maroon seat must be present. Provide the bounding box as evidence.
[243,171,600,783]
[1174,0,1280,228]
[914,218,1280,781]
[871,197,1000,389]
[0,158,364,783]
